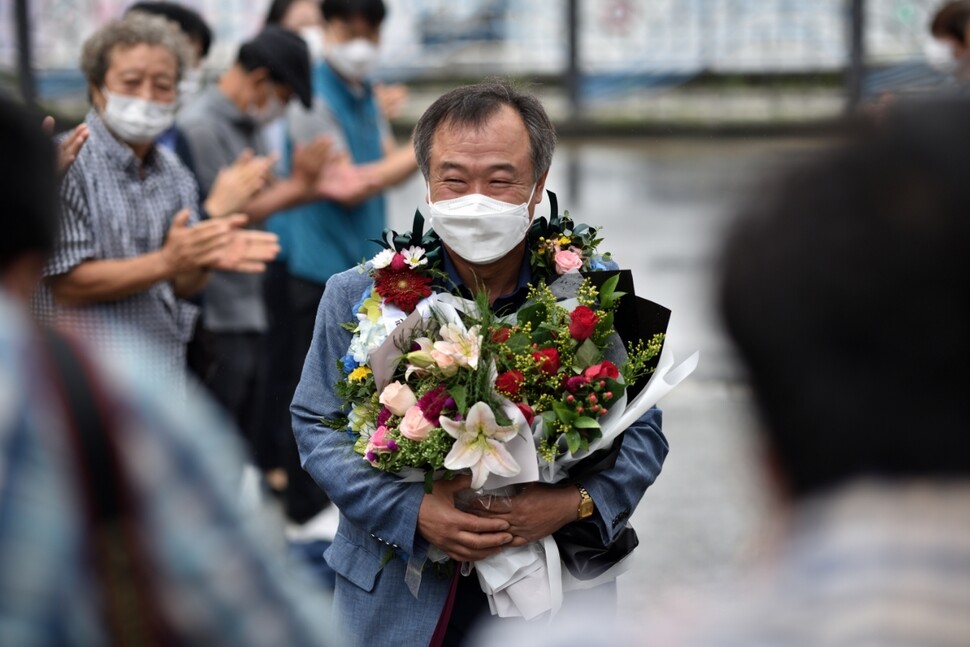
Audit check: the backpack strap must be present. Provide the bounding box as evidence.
[43,329,170,646]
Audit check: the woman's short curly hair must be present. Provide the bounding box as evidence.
[80,12,192,88]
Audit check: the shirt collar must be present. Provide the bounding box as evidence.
[440,247,533,313]
[85,108,160,174]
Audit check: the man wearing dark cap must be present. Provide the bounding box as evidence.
[177,26,338,470]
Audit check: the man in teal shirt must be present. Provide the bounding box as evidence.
[265,0,417,524]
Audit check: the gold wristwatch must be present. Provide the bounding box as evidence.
[576,483,594,520]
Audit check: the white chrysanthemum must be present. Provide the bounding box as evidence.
[371,249,395,269]
[402,246,428,268]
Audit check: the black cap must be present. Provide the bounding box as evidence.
[238,26,312,108]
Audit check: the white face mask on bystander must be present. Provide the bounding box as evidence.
[427,184,537,265]
[100,89,176,144]
[326,38,380,81]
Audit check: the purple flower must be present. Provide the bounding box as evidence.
[564,375,590,394]
[417,385,451,422]
[376,407,392,428]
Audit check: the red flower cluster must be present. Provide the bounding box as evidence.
[374,255,433,313]
[532,348,560,375]
[495,370,525,398]
[568,305,599,341]
[585,360,619,381]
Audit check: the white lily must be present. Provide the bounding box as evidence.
[440,402,521,489]
[434,322,482,369]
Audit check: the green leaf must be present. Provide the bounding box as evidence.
[517,302,547,328]
[552,401,577,424]
[505,333,531,352]
[598,273,620,309]
[424,470,434,494]
[541,410,558,430]
[449,385,467,414]
[573,416,601,429]
[572,339,601,371]
[565,429,582,455]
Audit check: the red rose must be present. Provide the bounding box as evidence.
[492,327,512,344]
[516,402,535,426]
[568,305,599,341]
[495,370,525,398]
[533,348,560,375]
[584,360,619,381]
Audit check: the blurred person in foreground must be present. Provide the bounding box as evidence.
[291,80,667,646]
[709,99,970,645]
[0,96,339,646]
[477,99,970,646]
[263,0,417,526]
[32,13,279,395]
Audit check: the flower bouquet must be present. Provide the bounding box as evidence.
[328,200,698,618]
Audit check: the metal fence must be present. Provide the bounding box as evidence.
[0,0,953,124]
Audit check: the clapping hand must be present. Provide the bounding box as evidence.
[314,152,380,205]
[291,136,334,190]
[374,82,409,120]
[204,149,276,218]
[42,116,89,175]
[163,210,279,274]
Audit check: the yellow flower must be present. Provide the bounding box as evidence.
[349,366,373,382]
[558,235,571,246]
[360,289,383,323]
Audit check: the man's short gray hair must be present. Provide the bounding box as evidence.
[413,80,557,183]
[80,12,192,89]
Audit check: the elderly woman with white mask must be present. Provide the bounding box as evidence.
[34,13,279,392]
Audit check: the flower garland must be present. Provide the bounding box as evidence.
[329,195,663,489]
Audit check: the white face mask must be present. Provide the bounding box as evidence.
[326,38,379,81]
[428,184,537,265]
[100,89,176,144]
[925,38,958,74]
[248,93,287,125]
[301,26,326,63]
[178,68,204,105]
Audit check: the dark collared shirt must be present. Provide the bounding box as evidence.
[440,247,533,316]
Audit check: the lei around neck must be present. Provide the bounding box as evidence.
[369,190,617,292]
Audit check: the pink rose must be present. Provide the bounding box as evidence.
[379,381,417,416]
[399,405,435,441]
[554,249,583,275]
[364,425,397,464]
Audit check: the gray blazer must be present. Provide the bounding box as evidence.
[292,267,668,646]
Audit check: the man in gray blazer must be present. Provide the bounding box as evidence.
[291,80,668,646]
